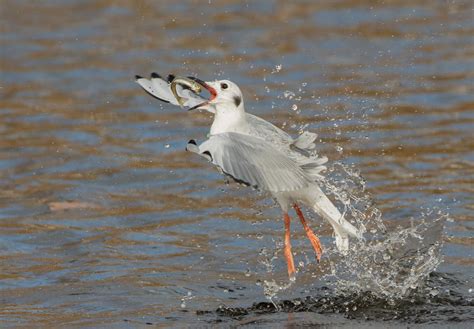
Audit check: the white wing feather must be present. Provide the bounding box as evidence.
[245,114,328,180]
[136,75,328,180]
[188,133,313,193]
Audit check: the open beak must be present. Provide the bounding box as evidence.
[186,77,217,111]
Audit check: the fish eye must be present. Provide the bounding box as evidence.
[220,83,228,90]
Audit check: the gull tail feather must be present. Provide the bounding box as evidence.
[309,186,362,251]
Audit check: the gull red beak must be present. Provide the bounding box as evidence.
[187,77,217,111]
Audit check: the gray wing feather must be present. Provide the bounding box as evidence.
[135,74,207,108]
[189,133,312,192]
[292,131,318,150]
[245,114,328,181]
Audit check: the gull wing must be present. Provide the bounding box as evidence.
[245,114,328,180]
[187,133,313,193]
[135,73,207,108]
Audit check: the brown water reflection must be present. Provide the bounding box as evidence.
[1,0,473,327]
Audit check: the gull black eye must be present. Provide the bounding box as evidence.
[220,83,228,90]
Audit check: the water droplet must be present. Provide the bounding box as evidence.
[284,91,295,99]
[271,64,283,74]
[429,289,439,296]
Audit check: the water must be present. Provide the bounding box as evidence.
[1,1,473,327]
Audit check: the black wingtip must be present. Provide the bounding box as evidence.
[151,72,161,79]
[202,151,213,161]
[167,74,175,83]
[186,139,198,152]
[135,75,143,80]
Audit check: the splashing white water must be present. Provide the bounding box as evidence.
[318,161,447,301]
[255,148,446,303]
[252,81,446,303]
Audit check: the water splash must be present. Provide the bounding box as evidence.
[326,216,445,301]
[257,279,293,310]
[319,161,447,301]
[246,79,448,303]
[254,158,447,304]
[211,272,473,323]
[322,162,385,237]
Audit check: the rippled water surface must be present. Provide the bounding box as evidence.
[1,1,473,327]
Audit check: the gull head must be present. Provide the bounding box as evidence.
[191,79,244,113]
[207,80,243,107]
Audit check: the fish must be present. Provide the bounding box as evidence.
[135,73,215,111]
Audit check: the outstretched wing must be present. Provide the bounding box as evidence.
[245,114,328,180]
[187,132,313,192]
[135,73,207,108]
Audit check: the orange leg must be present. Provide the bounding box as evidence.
[293,203,323,262]
[283,212,296,281]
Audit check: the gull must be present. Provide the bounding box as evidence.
[135,73,362,280]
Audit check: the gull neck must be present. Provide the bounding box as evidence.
[210,103,249,135]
